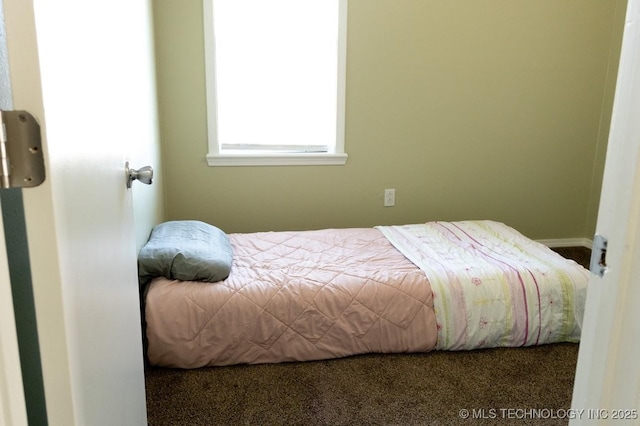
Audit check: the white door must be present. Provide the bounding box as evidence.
[1,0,161,424]
[0,2,35,425]
[571,0,640,421]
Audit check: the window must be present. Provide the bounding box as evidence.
[203,0,348,166]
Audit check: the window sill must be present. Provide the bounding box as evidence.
[206,152,348,167]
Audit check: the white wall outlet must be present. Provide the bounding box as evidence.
[384,189,395,207]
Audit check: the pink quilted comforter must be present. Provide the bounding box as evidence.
[145,228,438,368]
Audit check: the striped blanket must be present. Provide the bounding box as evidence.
[377,220,589,350]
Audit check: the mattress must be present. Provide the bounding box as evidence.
[145,227,438,368]
[144,220,589,368]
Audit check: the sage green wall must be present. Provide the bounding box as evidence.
[153,0,625,239]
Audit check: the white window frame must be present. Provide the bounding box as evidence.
[202,0,349,167]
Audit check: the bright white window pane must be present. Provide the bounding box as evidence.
[213,0,339,151]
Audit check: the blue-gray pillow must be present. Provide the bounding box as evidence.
[138,220,233,284]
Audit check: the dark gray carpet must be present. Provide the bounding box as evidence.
[145,247,591,426]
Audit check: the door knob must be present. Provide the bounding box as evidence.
[125,162,153,189]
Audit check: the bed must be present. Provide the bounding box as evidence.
[139,220,589,369]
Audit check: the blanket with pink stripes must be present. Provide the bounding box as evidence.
[377,220,589,350]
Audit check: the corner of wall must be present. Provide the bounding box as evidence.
[584,0,628,239]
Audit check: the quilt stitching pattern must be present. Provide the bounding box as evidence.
[146,228,436,367]
[209,233,429,343]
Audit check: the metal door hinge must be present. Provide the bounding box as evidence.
[0,110,45,189]
[590,234,608,277]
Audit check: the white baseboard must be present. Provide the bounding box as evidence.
[537,238,593,249]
